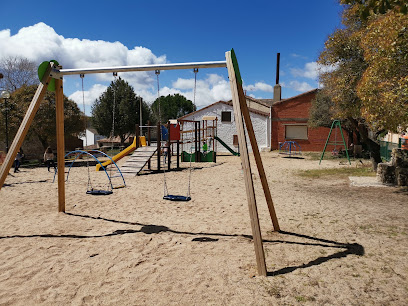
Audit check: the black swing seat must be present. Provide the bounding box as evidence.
[163,194,191,201]
[86,189,113,196]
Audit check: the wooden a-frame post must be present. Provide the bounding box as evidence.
[55,76,66,212]
[0,63,54,190]
[226,49,280,276]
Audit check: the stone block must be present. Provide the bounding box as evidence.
[391,148,408,168]
[396,167,408,186]
[377,163,396,185]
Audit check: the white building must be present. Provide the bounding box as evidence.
[178,97,270,153]
[79,128,106,149]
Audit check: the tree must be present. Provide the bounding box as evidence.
[0,57,38,92]
[309,90,337,128]
[309,90,359,145]
[357,11,408,132]
[341,0,407,19]
[91,77,150,144]
[315,1,407,167]
[0,85,85,150]
[151,93,196,123]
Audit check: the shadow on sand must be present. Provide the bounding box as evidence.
[0,212,364,277]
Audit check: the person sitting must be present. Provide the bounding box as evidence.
[14,149,24,173]
[44,147,56,172]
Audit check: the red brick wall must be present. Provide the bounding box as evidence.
[271,90,349,152]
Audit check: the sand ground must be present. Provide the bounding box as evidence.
[0,152,407,305]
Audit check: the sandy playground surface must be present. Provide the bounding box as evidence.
[0,152,407,305]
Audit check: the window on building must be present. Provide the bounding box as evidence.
[285,125,308,140]
[221,111,232,122]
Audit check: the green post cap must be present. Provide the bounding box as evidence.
[230,49,242,85]
[38,60,59,91]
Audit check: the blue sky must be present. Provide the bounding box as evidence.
[0,0,343,115]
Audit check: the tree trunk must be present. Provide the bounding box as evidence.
[37,135,49,153]
[348,117,382,170]
[120,135,126,147]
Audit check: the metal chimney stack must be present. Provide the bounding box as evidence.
[273,53,282,102]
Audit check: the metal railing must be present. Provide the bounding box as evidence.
[380,140,401,162]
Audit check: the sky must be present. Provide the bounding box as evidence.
[0,0,343,115]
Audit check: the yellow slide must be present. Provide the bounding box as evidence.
[96,136,146,171]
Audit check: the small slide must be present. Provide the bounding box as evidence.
[95,137,138,171]
[214,136,240,156]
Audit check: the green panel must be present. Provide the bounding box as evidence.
[37,60,59,92]
[181,151,196,162]
[181,151,215,162]
[230,48,242,85]
[201,151,216,162]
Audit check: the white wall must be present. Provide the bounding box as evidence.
[181,102,269,153]
[79,129,105,147]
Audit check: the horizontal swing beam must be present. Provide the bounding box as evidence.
[55,61,227,77]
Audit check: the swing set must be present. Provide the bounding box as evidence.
[319,120,351,165]
[155,70,193,201]
[0,49,280,276]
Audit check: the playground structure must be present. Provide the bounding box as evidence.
[320,120,351,165]
[279,141,302,157]
[0,50,280,276]
[95,137,138,171]
[53,150,126,195]
[179,116,218,162]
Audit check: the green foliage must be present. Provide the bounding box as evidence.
[0,85,84,150]
[317,1,408,163]
[151,93,196,123]
[309,90,337,128]
[340,0,407,19]
[91,77,150,144]
[357,11,408,131]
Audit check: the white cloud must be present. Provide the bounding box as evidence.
[290,53,308,60]
[170,74,231,109]
[69,84,108,110]
[282,81,314,92]
[290,62,336,79]
[0,23,232,110]
[244,82,274,93]
[0,22,166,87]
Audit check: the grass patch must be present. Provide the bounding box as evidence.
[303,151,351,162]
[298,166,376,179]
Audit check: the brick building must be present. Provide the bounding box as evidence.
[259,89,349,152]
[268,89,349,151]
[180,88,350,154]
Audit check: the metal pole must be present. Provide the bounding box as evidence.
[139,97,143,135]
[168,122,171,171]
[157,122,161,171]
[58,61,227,76]
[5,98,9,153]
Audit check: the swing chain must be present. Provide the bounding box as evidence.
[80,74,87,147]
[155,70,161,123]
[110,72,118,156]
[192,68,198,121]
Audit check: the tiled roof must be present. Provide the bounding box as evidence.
[178,98,269,120]
[271,89,318,106]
